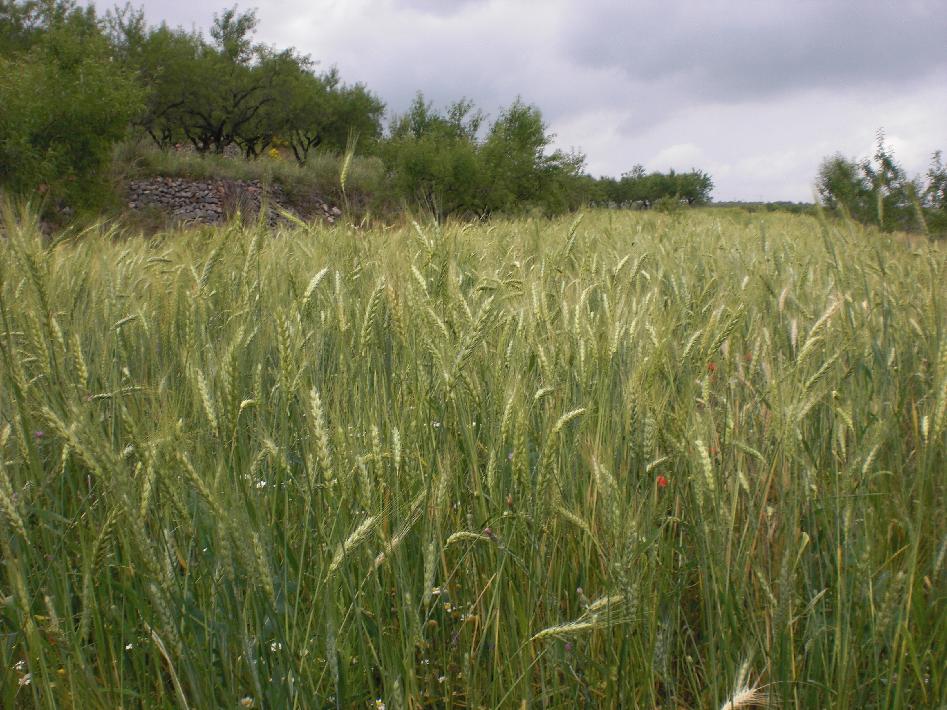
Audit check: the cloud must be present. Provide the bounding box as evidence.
[398,0,491,18]
[560,1,947,100]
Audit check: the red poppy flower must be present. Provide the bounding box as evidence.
[656,475,668,488]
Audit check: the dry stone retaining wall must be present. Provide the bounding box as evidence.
[126,177,342,226]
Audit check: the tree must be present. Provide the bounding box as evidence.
[0,0,142,210]
[923,151,947,235]
[383,94,486,220]
[480,99,548,212]
[175,7,270,155]
[816,153,871,221]
[479,99,584,215]
[675,169,714,205]
[108,6,385,162]
[1,0,40,53]
[112,6,292,156]
[925,151,946,210]
[209,4,256,63]
[108,12,205,149]
[278,66,384,164]
[861,131,916,230]
[816,132,926,232]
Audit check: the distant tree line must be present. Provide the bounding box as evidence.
[817,132,946,236]
[0,0,716,218]
[595,165,714,210]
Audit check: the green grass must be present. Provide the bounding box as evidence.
[0,207,945,708]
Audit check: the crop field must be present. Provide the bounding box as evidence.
[0,209,945,708]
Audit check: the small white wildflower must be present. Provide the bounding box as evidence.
[14,660,26,672]
[374,700,386,710]
[431,586,442,596]
[431,421,441,428]
[255,479,267,489]
[438,675,447,683]
[239,696,254,708]
[19,673,32,687]
[270,641,282,652]
[125,643,134,651]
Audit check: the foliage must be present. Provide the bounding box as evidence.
[817,131,944,235]
[480,99,587,215]
[278,67,384,165]
[924,151,947,235]
[0,0,142,210]
[382,94,487,219]
[106,5,385,161]
[596,165,714,208]
[816,153,872,221]
[0,209,944,707]
[382,94,588,220]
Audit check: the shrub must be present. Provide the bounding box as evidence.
[0,3,142,212]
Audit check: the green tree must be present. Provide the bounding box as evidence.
[861,131,916,230]
[817,133,927,232]
[0,0,142,210]
[112,6,291,156]
[923,151,947,235]
[107,9,204,149]
[816,153,871,221]
[0,0,40,53]
[383,94,487,220]
[480,99,584,215]
[279,66,384,164]
[925,151,946,209]
[108,5,384,162]
[674,169,714,205]
[607,166,712,209]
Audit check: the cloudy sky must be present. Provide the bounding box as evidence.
[114,0,946,201]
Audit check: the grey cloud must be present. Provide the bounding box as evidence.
[561,1,947,100]
[397,0,490,18]
[124,0,219,31]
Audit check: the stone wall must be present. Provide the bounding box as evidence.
[125,177,342,226]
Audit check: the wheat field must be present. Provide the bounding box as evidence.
[0,208,944,708]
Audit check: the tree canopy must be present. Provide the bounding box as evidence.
[0,0,142,209]
[817,131,945,235]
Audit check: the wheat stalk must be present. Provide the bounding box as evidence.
[327,515,378,580]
